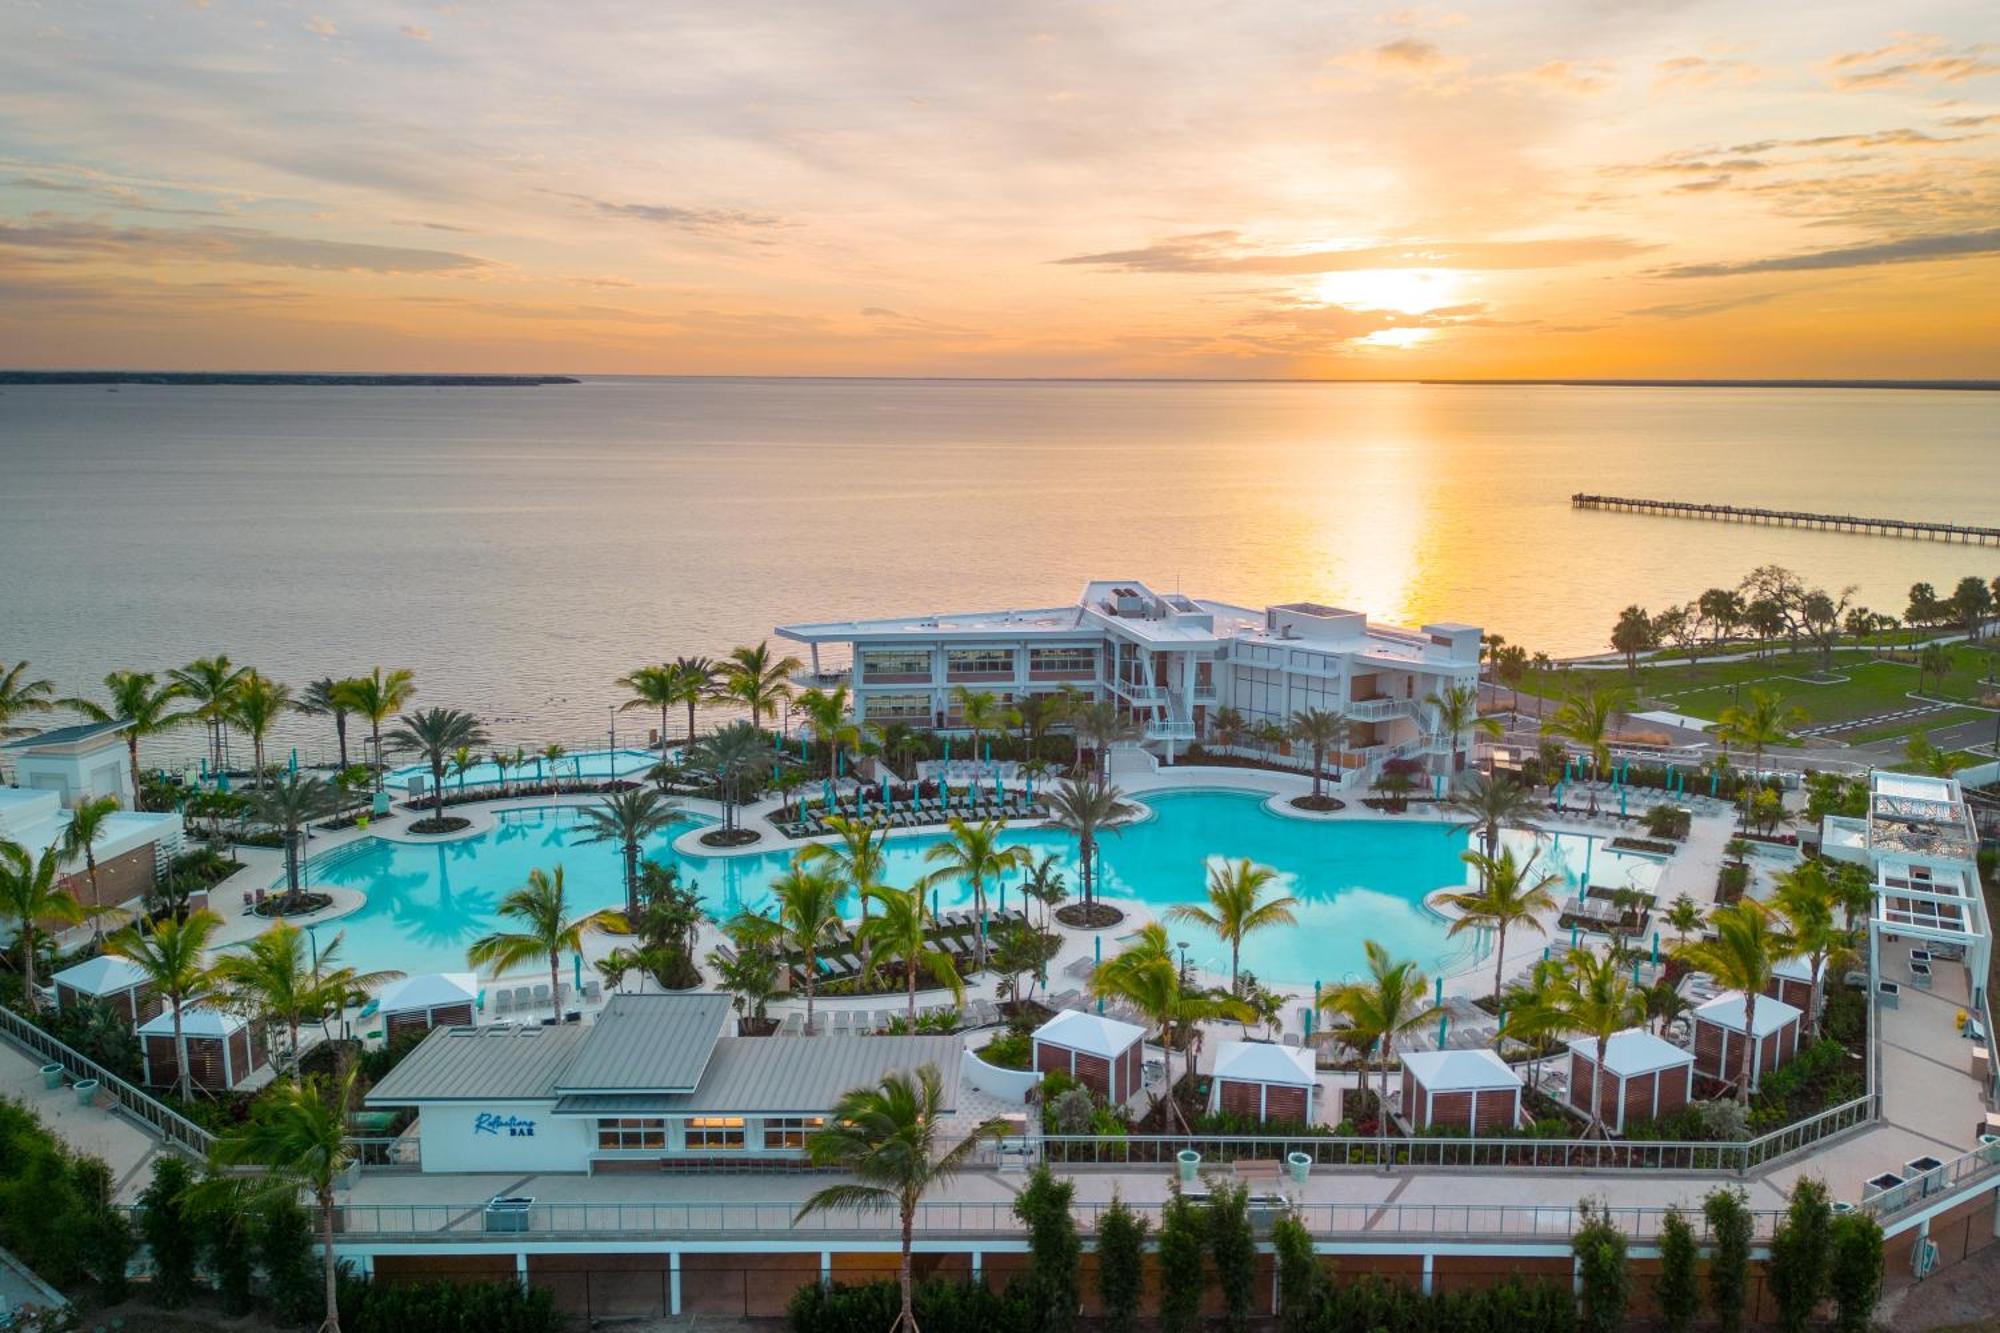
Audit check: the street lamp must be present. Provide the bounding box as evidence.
[1176,940,1190,986]
[608,705,617,780]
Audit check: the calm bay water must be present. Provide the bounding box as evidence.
[2,377,1994,763]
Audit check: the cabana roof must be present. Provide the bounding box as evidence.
[376,972,479,1013]
[1402,1047,1521,1093]
[1772,955,1823,984]
[1211,1040,1314,1088]
[138,1002,248,1039]
[51,955,150,996]
[1694,991,1801,1039]
[1567,1028,1691,1078]
[1034,1010,1146,1059]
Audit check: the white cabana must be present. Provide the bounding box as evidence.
[1566,1028,1693,1134]
[1032,1010,1147,1104]
[1692,991,1802,1092]
[51,955,157,1024]
[374,972,480,1039]
[1400,1048,1522,1132]
[1766,956,1823,1014]
[139,1003,267,1091]
[1208,1040,1315,1123]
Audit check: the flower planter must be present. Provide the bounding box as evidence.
[39,1063,64,1090]
[1286,1151,1312,1184]
[73,1078,99,1107]
[1176,1149,1201,1185]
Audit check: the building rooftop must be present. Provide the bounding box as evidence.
[1401,1047,1521,1092]
[375,972,479,1014]
[0,720,130,751]
[554,1034,963,1117]
[367,1024,591,1103]
[51,955,151,997]
[1034,1009,1147,1058]
[1210,1039,1315,1088]
[1694,991,1801,1038]
[1568,1028,1692,1077]
[554,993,732,1094]
[138,1002,252,1039]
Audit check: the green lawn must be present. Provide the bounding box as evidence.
[1518,641,2000,729]
[1837,706,1986,746]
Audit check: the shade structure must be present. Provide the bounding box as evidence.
[1033,1009,1146,1104]
[377,972,482,1040]
[1691,991,1802,1093]
[1208,1039,1316,1124]
[1564,1028,1693,1135]
[139,1002,268,1091]
[1401,1048,1522,1133]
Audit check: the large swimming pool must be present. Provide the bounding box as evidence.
[288,790,1662,988]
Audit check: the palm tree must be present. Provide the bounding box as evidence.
[1019,853,1068,929]
[388,707,489,819]
[1013,693,1064,760]
[616,664,678,750]
[1089,923,1253,1132]
[60,670,193,803]
[489,748,515,797]
[170,655,249,775]
[950,686,1007,760]
[1715,688,1806,788]
[331,667,415,790]
[293,677,354,771]
[228,670,293,789]
[1071,701,1141,778]
[797,1066,1010,1333]
[1917,641,1951,695]
[802,814,891,961]
[1042,776,1138,914]
[770,860,846,1034]
[1543,683,1635,787]
[0,660,58,739]
[1444,847,1561,1005]
[1426,683,1503,779]
[1536,948,1647,1136]
[1210,706,1246,751]
[60,794,124,942]
[218,923,401,1064]
[539,743,568,793]
[687,720,772,835]
[572,788,681,916]
[860,884,963,1027]
[1288,707,1348,800]
[1318,940,1440,1153]
[449,745,476,795]
[920,818,1032,970]
[105,910,224,1101]
[1665,893,1706,947]
[1676,901,1796,1103]
[1444,772,1542,873]
[724,642,802,727]
[212,1071,358,1333]
[466,866,629,1015]
[799,685,862,778]
[1164,858,1298,994]
[1,839,88,1010]
[668,656,721,744]
[1774,868,1851,1039]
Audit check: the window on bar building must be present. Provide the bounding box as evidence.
[683,1116,747,1149]
[865,692,931,719]
[946,648,1013,675]
[763,1116,827,1149]
[861,649,932,677]
[596,1117,667,1151]
[1028,647,1096,673]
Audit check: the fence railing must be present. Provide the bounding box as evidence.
[1863,1136,2000,1225]
[325,1196,1791,1244]
[0,1005,216,1158]
[1003,1091,1878,1176]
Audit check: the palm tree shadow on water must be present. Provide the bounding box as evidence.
[380,843,500,954]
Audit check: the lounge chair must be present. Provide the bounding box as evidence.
[781,1011,804,1035]
[512,985,533,1011]
[531,983,551,1010]
[582,980,602,1004]
[873,1009,895,1031]
[493,989,514,1016]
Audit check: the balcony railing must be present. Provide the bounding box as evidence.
[1347,697,1414,722]
[0,1004,217,1159]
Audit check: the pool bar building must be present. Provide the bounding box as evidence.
[776,580,1482,769]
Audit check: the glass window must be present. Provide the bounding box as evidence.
[946,648,1013,675]
[861,649,932,677]
[863,692,931,720]
[763,1116,827,1149]
[684,1116,747,1150]
[596,1117,667,1151]
[1029,647,1096,673]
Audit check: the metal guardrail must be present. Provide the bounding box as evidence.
[326,1196,1791,1244]
[0,1005,216,1158]
[1863,1137,2000,1224]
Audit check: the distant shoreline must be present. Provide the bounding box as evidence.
[0,371,1991,391]
[0,371,579,387]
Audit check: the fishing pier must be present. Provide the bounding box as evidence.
[1570,494,2000,545]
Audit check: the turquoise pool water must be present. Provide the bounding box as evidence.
[379,746,669,793]
[290,791,1662,987]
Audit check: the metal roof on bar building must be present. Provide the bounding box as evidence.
[551,1035,962,1117]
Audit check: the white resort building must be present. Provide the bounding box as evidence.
[776,580,1483,779]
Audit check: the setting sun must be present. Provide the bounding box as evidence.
[1310,268,1469,317]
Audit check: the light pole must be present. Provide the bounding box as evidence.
[1177,940,1190,987]
[608,705,617,781]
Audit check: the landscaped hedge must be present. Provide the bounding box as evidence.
[336,1271,568,1333]
[0,1097,132,1299]
[790,1278,1030,1333]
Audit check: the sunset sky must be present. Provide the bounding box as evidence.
[2,1,1995,377]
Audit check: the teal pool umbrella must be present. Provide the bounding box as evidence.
[1570,925,1580,949]
[799,739,808,761]
[998,883,1006,914]
[289,748,298,775]
[1583,839,1594,885]
[944,737,952,762]
[932,888,940,917]
[835,748,843,778]
[1709,770,1719,796]
[1651,932,1660,964]
[217,771,232,793]
[573,952,582,994]
[985,741,992,762]
[991,774,1001,804]
[1025,774,1035,802]
[1619,788,1628,818]
[1438,1012,1449,1047]
[1094,935,1101,963]
[822,778,833,809]
[1632,960,1641,986]
[1497,1006,1507,1033]
[881,776,891,811]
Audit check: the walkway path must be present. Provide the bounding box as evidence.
[0,1036,164,1202]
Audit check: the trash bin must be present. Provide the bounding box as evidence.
[1286,1151,1312,1184]
[73,1078,99,1106]
[484,1195,534,1233]
[40,1063,63,1090]
[1175,1150,1201,1185]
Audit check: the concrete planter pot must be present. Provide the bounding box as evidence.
[1286,1151,1312,1184]
[73,1078,99,1107]
[1176,1149,1201,1185]
[40,1063,64,1090]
